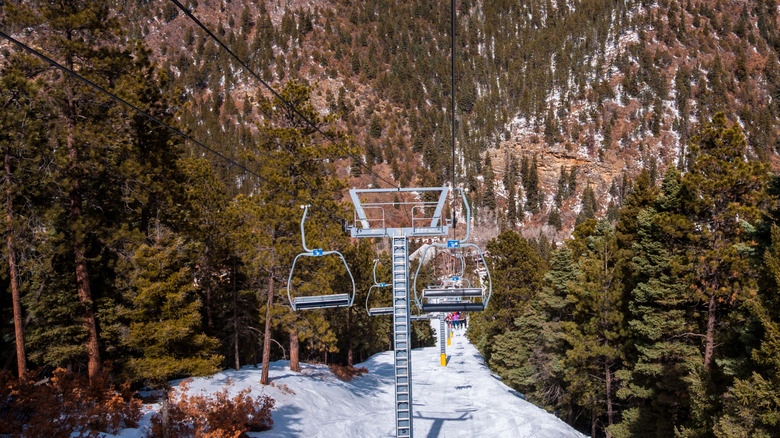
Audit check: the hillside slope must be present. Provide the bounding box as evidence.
[110,0,780,242]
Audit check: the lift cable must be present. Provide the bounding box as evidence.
[451,0,457,240]
[169,0,400,191]
[0,30,348,225]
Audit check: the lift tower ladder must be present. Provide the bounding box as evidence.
[347,186,452,438]
[392,237,412,437]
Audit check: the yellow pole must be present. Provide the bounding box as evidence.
[440,353,447,366]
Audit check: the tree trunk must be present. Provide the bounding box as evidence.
[203,245,213,328]
[704,292,717,370]
[66,95,100,384]
[261,270,274,385]
[232,261,240,371]
[161,386,171,438]
[5,146,27,382]
[606,362,613,438]
[347,306,354,367]
[290,327,300,372]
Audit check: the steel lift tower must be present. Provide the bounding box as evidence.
[346,186,452,438]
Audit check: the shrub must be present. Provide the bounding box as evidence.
[0,368,141,437]
[149,380,275,437]
[328,364,368,381]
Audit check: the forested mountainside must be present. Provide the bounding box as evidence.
[2,1,780,437]
[109,0,780,240]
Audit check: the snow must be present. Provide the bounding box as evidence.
[112,320,585,438]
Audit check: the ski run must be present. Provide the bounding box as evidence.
[115,317,585,437]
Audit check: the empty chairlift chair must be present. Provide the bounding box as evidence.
[412,189,492,313]
[366,259,394,316]
[287,205,356,311]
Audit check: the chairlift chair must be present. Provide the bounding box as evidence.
[287,205,356,311]
[412,189,492,313]
[366,259,394,316]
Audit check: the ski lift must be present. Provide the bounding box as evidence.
[412,189,492,313]
[410,305,433,321]
[366,259,394,316]
[287,205,356,311]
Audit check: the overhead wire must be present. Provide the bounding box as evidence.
[451,0,458,241]
[168,0,400,191]
[0,29,348,225]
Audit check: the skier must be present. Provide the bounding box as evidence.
[453,312,460,329]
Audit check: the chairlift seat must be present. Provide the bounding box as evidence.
[421,302,485,312]
[368,306,394,316]
[293,293,351,310]
[422,288,483,298]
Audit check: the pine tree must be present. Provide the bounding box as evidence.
[470,231,545,365]
[681,113,768,372]
[483,154,496,210]
[548,209,563,231]
[667,114,770,435]
[564,220,625,437]
[0,59,51,381]
[249,80,350,381]
[18,0,138,382]
[611,170,698,436]
[715,227,780,437]
[121,226,222,437]
[504,153,519,227]
[576,183,597,225]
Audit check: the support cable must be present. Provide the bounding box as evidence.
[169,0,400,190]
[451,0,456,194]
[0,30,347,224]
[451,0,458,240]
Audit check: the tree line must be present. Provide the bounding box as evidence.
[469,113,780,437]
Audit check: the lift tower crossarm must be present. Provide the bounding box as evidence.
[348,187,451,238]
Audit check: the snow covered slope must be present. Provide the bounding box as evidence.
[121,319,584,437]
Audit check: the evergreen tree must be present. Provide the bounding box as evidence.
[548,209,563,231]
[668,114,770,435]
[121,227,221,437]
[483,154,496,210]
[681,113,768,371]
[611,169,698,437]
[250,80,349,381]
[564,220,625,437]
[504,153,519,227]
[0,59,51,381]
[715,227,780,437]
[470,231,545,366]
[576,183,597,225]
[17,0,141,382]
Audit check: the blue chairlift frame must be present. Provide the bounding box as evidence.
[287,205,356,311]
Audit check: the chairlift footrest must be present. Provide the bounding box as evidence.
[368,307,394,316]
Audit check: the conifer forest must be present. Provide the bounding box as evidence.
[1,0,780,436]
